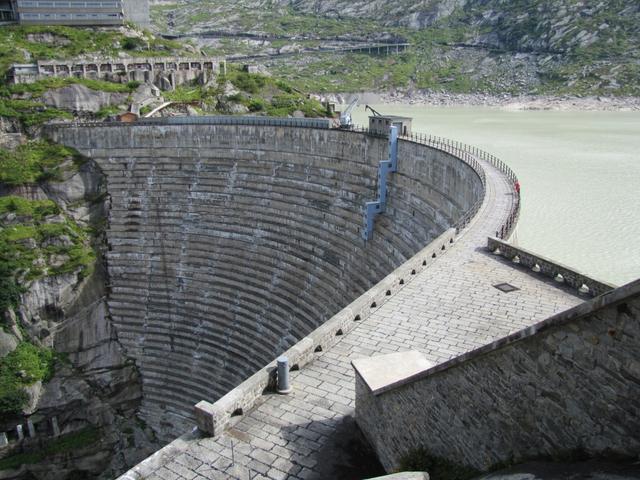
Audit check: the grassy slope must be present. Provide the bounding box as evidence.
[165,65,330,117]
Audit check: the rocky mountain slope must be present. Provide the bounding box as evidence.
[151,0,640,96]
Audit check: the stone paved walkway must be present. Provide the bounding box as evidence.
[128,159,583,480]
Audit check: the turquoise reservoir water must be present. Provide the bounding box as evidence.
[353,105,640,286]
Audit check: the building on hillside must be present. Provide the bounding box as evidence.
[9,0,149,27]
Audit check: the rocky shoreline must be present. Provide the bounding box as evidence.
[322,91,640,111]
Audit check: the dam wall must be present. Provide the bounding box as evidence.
[355,278,640,472]
[50,121,484,437]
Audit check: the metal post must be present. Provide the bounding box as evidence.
[277,356,292,394]
[16,425,23,441]
[378,160,390,210]
[388,126,398,172]
[27,419,35,438]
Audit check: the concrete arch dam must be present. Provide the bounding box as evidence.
[50,121,484,437]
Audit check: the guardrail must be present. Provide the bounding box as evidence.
[46,115,333,130]
[348,124,489,235]
[400,131,520,240]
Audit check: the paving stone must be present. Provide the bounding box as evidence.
[166,461,198,480]
[267,467,289,480]
[174,454,203,471]
[155,466,182,480]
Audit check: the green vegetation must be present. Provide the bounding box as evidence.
[96,104,123,119]
[398,448,481,480]
[0,263,22,314]
[164,85,205,103]
[0,427,100,469]
[4,77,139,97]
[154,1,383,38]
[165,67,328,117]
[0,198,96,282]
[224,68,327,116]
[0,342,56,415]
[0,24,191,78]
[0,98,72,128]
[0,78,141,126]
[0,197,60,221]
[0,141,83,186]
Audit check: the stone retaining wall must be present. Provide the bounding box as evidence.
[355,278,640,472]
[50,123,484,439]
[488,237,615,296]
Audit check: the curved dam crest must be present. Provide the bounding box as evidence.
[50,122,484,438]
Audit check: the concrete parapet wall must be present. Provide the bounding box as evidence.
[50,122,483,438]
[487,237,616,296]
[355,278,640,472]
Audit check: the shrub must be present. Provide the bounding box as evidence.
[121,36,145,51]
[0,342,56,415]
[231,72,266,94]
[248,98,266,112]
[0,267,22,313]
[0,387,29,416]
[126,80,141,91]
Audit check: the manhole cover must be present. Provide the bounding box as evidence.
[494,283,519,293]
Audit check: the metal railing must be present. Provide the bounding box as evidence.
[399,131,520,240]
[47,115,333,130]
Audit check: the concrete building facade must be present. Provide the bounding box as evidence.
[9,0,149,26]
[0,0,16,22]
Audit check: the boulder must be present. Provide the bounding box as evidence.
[0,329,18,358]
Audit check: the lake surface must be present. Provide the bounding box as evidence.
[353,105,640,287]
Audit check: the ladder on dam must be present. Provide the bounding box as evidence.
[363,126,398,240]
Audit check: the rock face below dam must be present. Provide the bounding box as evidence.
[51,121,483,438]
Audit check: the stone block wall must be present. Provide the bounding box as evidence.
[50,122,484,438]
[487,237,615,296]
[355,278,640,472]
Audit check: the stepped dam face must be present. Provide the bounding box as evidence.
[51,123,484,437]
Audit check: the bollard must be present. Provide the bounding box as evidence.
[16,425,24,441]
[51,417,60,437]
[0,433,8,448]
[277,356,292,394]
